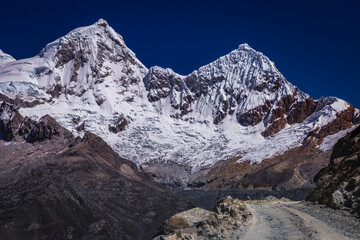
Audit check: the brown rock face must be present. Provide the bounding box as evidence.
[237,106,264,126]
[308,105,359,140]
[262,96,317,137]
[0,111,191,240]
[307,126,360,218]
[286,97,317,124]
[237,94,318,137]
[262,117,287,137]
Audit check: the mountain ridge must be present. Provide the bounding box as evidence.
[0,19,359,188]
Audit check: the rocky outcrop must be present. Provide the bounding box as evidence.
[154,196,251,240]
[262,96,318,137]
[307,125,360,218]
[0,108,191,240]
[0,102,73,143]
[0,102,23,141]
[26,114,73,143]
[17,116,36,137]
[108,115,128,133]
[0,93,44,109]
[307,104,359,140]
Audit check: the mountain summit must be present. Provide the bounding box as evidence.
[0,19,358,189]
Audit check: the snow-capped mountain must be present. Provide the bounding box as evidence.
[0,19,147,105]
[145,43,312,136]
[0,19,359,188]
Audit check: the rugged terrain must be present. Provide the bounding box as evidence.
[155,196,360,240]
[307,125,360,218]
[0,19,358,189]
[0,102,191,240]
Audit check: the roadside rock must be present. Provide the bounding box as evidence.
[154,196,252,239]
[159,208,219,236]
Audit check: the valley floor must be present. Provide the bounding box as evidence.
[237,201,360,240]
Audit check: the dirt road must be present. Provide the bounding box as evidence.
[236,201,360,240]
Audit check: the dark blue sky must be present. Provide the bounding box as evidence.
[1,0,359,107]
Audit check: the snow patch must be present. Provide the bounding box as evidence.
[319,125,359,152]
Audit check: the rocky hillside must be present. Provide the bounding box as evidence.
[0,19,359,190]
[307,125,360,218]
[0,102,191,240]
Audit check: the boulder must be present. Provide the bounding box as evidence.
[154,196,252,239]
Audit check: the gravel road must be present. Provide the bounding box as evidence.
[236,201,360,240]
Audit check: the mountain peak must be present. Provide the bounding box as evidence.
[63,18,116,39]
[95,18,109,27]
[39,17,126,59]
[238,43,252,50]
[32,18,148,112]
[41,18,120,53]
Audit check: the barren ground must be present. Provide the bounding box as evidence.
[237,201,360,240]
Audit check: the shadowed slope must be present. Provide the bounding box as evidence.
[0,103,191,240]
